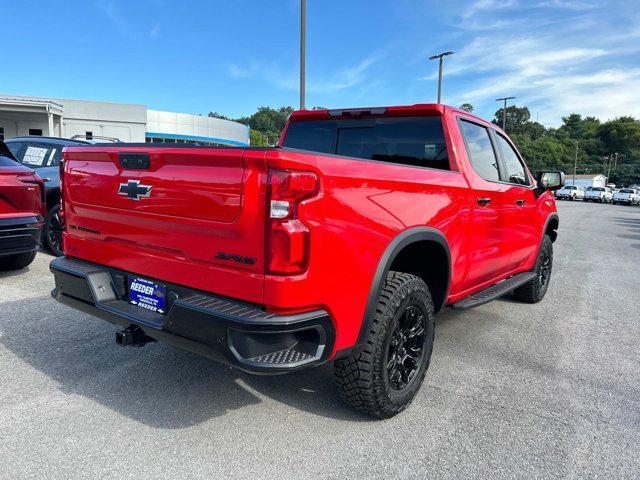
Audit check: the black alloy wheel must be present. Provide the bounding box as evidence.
[45,204,64,256]
[386,305,427,390]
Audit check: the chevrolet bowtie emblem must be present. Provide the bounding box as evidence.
[118,180,152,200]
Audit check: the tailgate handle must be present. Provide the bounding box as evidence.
[119,153,150,170]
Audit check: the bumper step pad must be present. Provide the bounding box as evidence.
[248,344,314,365]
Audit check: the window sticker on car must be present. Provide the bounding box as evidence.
[22,146,48,166]
[46,148,57,166]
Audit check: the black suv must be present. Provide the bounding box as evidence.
[5,136,90,256]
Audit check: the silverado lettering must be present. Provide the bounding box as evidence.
[50,104,563,418]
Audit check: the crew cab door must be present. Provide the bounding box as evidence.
[491,131,538,269]
[456,118,517,290]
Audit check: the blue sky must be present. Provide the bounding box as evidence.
[1,0,638,126]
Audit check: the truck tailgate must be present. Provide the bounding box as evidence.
[62,146,268,304]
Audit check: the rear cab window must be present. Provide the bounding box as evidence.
[281,116,450,170]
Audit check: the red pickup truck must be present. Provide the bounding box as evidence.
[51,104,562,418]
[0,141,44,270]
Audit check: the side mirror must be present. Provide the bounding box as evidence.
[536,171,565,191]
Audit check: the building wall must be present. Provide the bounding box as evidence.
[60,98,147,142]
[565,175,606,187]
[0,94,248,146]
[0,112,50,138]
[146,110,249,146]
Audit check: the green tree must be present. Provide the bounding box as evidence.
[249,129,268,147]
[459,103,474,113]
[208,112,231,120]
[492,105,531,132]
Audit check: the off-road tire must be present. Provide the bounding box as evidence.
[334,272,435,419]
[513,235,553,303]
[0,251,37,271]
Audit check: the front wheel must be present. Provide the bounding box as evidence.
[44,204,64,257]
[0,251,37,271]
[513,235,553,303]
[334,272,435,418]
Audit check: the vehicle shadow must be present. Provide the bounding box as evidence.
[0,266,34,278]
[618,234,640,241]
[0,296,371,428]
[613,217,640,225]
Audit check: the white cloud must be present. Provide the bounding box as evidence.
[461,0,519,20]
[434,1,640,124]
[225,51,386,96]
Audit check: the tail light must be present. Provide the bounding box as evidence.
[17,172,46,217]
[266,169,319,275]
[59,158,66,231]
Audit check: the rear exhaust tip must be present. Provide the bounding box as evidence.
[116,325,155,347]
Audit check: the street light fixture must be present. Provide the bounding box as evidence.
[428,51,455,104]
[496,96,516,131]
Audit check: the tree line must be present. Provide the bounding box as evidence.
[210,104,640,186]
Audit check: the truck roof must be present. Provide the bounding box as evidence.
[288,103,489,125]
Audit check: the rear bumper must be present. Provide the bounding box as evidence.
[0,216,42,257]
[50,256,334,374]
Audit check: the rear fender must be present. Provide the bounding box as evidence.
[352,227,451,351]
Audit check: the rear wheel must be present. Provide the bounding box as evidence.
[513,235,553,303]
[0,251,37,271]
[334,272,435,418]
[44,204,64,257]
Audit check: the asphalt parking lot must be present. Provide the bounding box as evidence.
[1,201,639,479]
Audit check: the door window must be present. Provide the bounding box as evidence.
[459,120,500,182]
[495,134,530,186]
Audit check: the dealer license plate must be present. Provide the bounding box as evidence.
[129,277,167,314]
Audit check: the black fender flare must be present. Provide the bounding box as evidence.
[354,227,451,348]
[542,212,559,243]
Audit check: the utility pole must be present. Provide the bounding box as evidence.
[428,51,454,104]
[300,0,306,110]
[573,141,578,186]
[606,154,613,184]
[496,96,516,131]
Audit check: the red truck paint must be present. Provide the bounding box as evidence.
[58,104,557,365]
[0,141,45,266]
[0,165,44,221]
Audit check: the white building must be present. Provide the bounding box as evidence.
[0,93,249,147]
[564,174,607,188]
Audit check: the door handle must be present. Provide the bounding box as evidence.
[477,197,491,206]
[516,199,526,206]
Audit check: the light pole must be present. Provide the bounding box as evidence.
[573,141,578,186]
[496,96,516,131]
[300,0,306,110]
[428,51,454,104]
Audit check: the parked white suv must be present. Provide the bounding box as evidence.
[612,188,640,205]
[555,185,585,201]
[584,187,613,203]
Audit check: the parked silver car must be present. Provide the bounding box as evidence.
[584,186,613,203]
[555,185,585,201]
